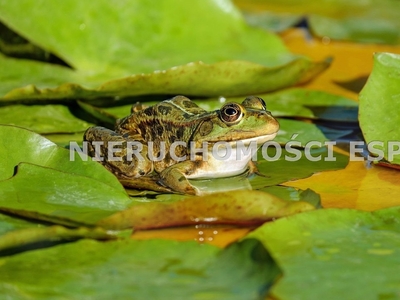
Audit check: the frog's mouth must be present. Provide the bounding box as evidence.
[228,133,278,147]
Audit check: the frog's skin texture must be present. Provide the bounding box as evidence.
[84,95,279,195]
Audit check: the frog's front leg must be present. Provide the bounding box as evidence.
[83,126,152,178]
[158,161,204,195]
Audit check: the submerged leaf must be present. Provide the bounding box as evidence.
[0,238,279,299]
[245,207,400,299]
[98,190,315,230]
[359,52,400,165]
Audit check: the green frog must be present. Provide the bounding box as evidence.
[83,95,279,195]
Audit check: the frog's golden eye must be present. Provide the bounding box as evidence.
[220,103,243,125]
[242,96,267,110]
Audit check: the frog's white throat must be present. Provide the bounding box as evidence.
[187,132,277,180]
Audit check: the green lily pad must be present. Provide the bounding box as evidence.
[235,0,400,44]
[0,212,44,236]
[0,212,114,255]
[0,0,328,102]
[252,146,348,188]
[309,12,400,45]
[0,104,93,133]
[261,88,358,121]
[0,57,329,103]
[0,0,291,74]
[0,125,133,225]
[275,118,327,146]
[359,52,400,165]
[0,125,124,191]
[242,11,302,32]
[0,163,132,226]
[260,186,321,208]
[43,131,86,148]
[0,238,280,299]
[0,225,114,255]
[245,207,400,299]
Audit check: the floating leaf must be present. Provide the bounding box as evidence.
[98,190,315,230]
[0,212,44,236]
[242,11,302,32]
[359,52,400,165]
[0,104,93,133]
[252,146,348,188]
[275,118,327,146]
[0,0,328,102]
[0,163,132,226]
[0,225,114,255]
[245,207,400,299]
[0,58,329,103]
[260,186,321,208]
[0,0,291,74]
[309,12,400,45]
[0,238,279,299]
[234,0,400,44]
[261,88,358,121]
[0,125,124,192]
[0,125,133,226]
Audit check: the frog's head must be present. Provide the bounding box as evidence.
[192,96,279,147]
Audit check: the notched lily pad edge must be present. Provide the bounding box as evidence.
[0,57,330,104]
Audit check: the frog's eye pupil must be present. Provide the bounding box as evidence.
[226,108,237,116]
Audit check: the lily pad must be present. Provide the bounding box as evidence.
[245,207,400,299]
[0,238,279,299]
[0,125,124,191]
[275,118,327,146]
[234,0,400,44]
[0,225,114,255]
[0,212,44,236]
[359,52,400,165]
[0,104,93,133]
[98,190,315,230]
[260,186,321,208]
[0,0,328,102]
[0,125,134,225]
[242,11,302,32]
[252,146,348,188]
[0,163,132,226]
[0,57,329,103]
[0,0,290,74]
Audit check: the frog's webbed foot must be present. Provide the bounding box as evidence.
[119,176,174,194]
[158,163,199,195]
